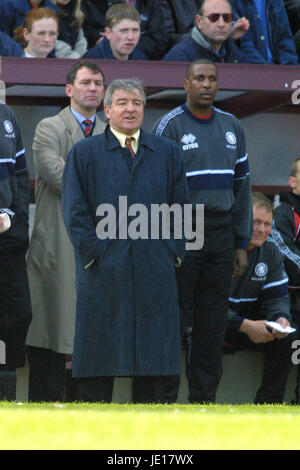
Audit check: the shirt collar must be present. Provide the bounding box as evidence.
[110,127,140,149]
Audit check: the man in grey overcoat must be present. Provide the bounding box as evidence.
[62,78,190,403]
[26,60,106,402]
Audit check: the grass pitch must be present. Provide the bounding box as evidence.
[0,402,300,450]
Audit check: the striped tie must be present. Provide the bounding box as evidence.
[125,136,135,158]
[83,119,93,137]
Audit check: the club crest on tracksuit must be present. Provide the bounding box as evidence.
[255,262,268,278]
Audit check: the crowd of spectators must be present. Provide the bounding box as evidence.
[0,0,299,62]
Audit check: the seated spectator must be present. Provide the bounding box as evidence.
[231,0,298,64]
[0,0,58,37]
[163,0,247,63]
[52,0,88,58]
[84,3,147,60]
[272,157,300,403]
[0,30,24,57]
[226,192,295,404]
[13,8,59,58]
[81,0,171,60]
[165,0,204,46]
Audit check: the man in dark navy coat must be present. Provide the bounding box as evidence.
[62,78,190,403]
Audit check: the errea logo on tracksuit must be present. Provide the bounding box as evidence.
[181,133,199,151]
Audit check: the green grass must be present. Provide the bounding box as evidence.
[0,402,300,450]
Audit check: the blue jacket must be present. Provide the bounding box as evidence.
[84,36,147,60]
[62,127,189,377]
[163,35,246,63]
[231,0,298,64]
[0,0,58,36]
[0,31,24,57]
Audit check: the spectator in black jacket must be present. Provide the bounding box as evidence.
[284,0,300,61]
[81,0,172,59]
[84,3,147,60]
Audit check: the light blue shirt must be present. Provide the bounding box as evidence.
[253,0,273,62]
[70,107,96,134]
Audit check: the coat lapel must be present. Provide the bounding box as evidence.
[132,129,155,171]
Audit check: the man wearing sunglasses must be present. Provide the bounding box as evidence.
[163,0,248,62]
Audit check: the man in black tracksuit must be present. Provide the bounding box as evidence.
[227,192,294,404]
[272,157,300,403]
[153,59,252,403]
[0,104,32,397]
[81,0,172,59]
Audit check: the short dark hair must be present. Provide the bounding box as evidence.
[197,0,232,15]
[66,60,105,85]
[185,58,217,79]
[105,3,140,29]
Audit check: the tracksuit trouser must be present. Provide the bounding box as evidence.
[225,328,295,404]
[0,249,32,372]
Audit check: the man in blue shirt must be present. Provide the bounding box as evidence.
[84,3,147,60]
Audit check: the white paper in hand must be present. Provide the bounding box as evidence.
[0,213,11,233]
[266,321,296,334]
